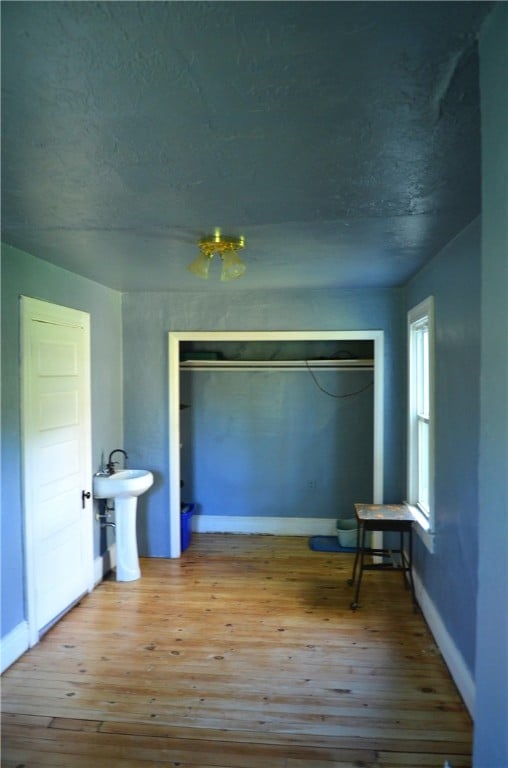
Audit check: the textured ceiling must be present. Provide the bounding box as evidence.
[1,1,493,292]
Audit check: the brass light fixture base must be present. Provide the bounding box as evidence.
[198,232,245,258]
[188,229,247,281]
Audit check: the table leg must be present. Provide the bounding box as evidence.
[400,531,406,589]
[351,524,366,610]
[407,527,417,610]
[348,519,361,588]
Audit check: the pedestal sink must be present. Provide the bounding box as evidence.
[93,469,154,582]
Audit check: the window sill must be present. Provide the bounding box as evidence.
[406,504,435,554]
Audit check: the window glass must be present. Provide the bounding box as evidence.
[408,298,434,532]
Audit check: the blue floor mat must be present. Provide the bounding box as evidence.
[308,536,356,553]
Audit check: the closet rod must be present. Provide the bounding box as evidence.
[180,359,374,372]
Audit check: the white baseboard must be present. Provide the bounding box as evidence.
[192,515,336,536]
[94,544,116,585]
[413,568,475,716]
[1,621,29,674]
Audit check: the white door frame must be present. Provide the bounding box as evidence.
[21,296,94,646]
[168,330,384,558]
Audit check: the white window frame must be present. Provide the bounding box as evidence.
[407,296,435,552]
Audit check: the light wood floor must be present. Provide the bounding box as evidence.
[2,534,472,767]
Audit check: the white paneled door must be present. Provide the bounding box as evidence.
[21,297,93,644]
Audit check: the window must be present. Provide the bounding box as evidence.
[408,297,435,548]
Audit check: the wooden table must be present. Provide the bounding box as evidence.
[348,503,417,610]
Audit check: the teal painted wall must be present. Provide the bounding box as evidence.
[122,288,404,556]
[1,244,123,639]
[405,218,481,675]
[474,4,508,764]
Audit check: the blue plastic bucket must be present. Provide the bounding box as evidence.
[181,503,195,551]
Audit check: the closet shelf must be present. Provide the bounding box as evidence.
[180,359,374,372]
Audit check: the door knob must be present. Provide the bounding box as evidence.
[82,490,91,508]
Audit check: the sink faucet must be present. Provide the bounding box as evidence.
[107,449,128,475]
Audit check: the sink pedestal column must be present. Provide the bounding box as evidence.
[92,469,153,580]
[114,497,141,581]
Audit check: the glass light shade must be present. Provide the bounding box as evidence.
[188,251,211,279]
[220,249,246,281]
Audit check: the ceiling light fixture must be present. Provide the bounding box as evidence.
[188,229,246,281]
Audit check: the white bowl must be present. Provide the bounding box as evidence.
[93,469,154,500]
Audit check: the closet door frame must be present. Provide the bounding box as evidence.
[168,330,384,558]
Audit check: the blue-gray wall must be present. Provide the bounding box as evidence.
[181,364,374,521]
[474,4,508,764]
[1,244,123,639]
[405,218,481,675]
[122,288,405,556]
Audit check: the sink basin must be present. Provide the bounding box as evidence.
[93,469,154,499]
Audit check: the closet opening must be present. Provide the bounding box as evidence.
[168,331,384,557]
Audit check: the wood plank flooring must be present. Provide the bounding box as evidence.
[1,534,472,767]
